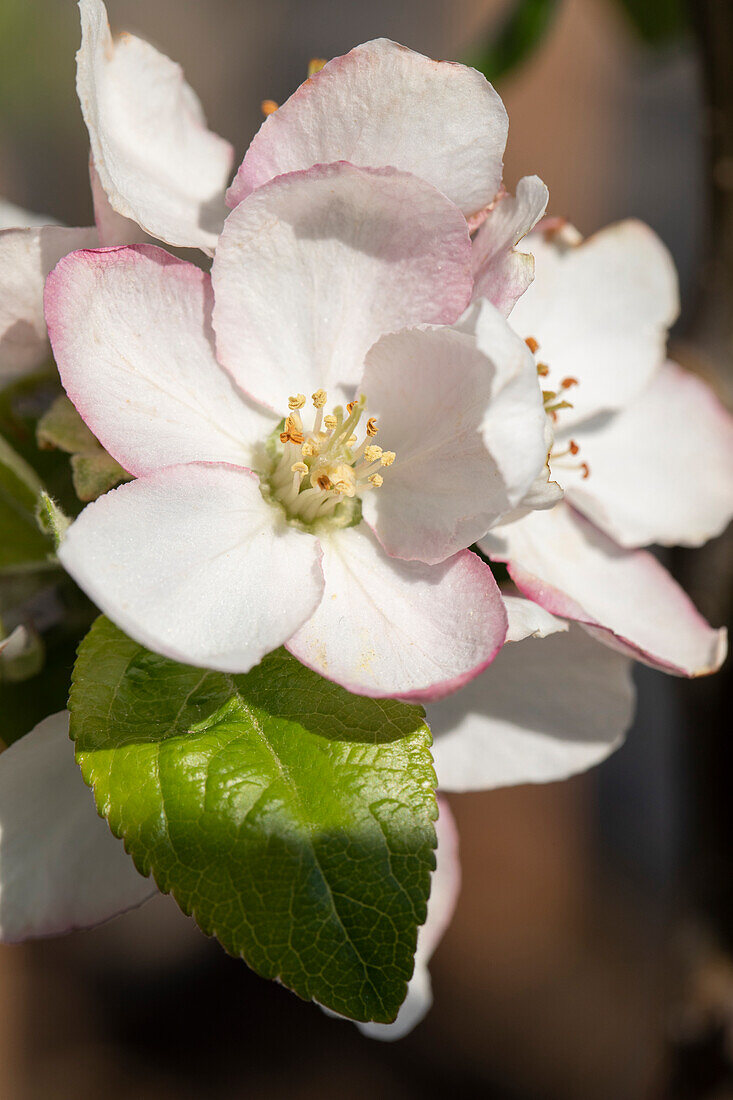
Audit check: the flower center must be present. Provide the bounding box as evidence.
[263,389,396,528]
[525,336,590,481]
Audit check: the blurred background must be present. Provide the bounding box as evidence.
[1,0,732,1097]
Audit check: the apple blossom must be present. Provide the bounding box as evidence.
[478,220,732,677]
[45,162,552,699]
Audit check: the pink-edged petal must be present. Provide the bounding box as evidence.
[0,711,156,943]
[77,0,234,251]
[212,163,472,411]
[227,39,507,219]
[0,200,58,229]
[429,625,634,792]
[89,158,144,246]
[1,225,97,386]
[563,361,733,549]
[503,594,567,642]
[508,220,680,426]
[356,796,460,1040]
[58,463,324,673]
[45,244,276,476]
[481,504,727,677]
[287,526,506,700]
[360,308,545,564]
[471,175,549,314]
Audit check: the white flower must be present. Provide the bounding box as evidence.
[46,162,550,699]
[479,220,732,677]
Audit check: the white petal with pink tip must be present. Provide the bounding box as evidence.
[287,528,506,700]
[481,504,727,676]
[213,163,472,412]
[228,38,507,218]
[46,245,275,477]
[77,0,233,251]
[471,175,549,314]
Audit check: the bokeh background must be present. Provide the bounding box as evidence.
[1,1,731,1097]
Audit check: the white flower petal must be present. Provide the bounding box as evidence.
[471,175,549,314]
[77,0,234,251]
[481,504,727,677]
[509,220,680,426]
[287,526,506,700]
[0,225,97,387]
[360,311,546,563]
[357,796,460,1040]
[89,158,144,246]
[228,39,507,219]
[429,626,634,791]
[58,463,325,673]
[503,595,567,643]
[45,244,276,476]
[0,712,156,942]
[0,199,58,229]
[212,163,472,411]
[564,361,733,548]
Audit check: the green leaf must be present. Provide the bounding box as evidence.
[0,430,50,569]
[37,395,130,501]
[70,618,438,1023]
[467,0,560,83]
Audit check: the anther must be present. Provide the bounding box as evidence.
[291,462,308,475]
[561,377,578,390]
[537,363,550,377]
[364,445,382,463]
[324,414,337,430]
[288,393,306,409]
[380,451,395,467]
[301,439,318,457]
[525,336,539,354]
[280,416,304,445]
[261,99,278,116]
[569,440,579,455]
[312,389,327,409]
[346,401,357,414]
[308,58,327,77]
[315,473,332,491]
[581,462,590,479]
[368,473,384,488]
[366,417,378,437]
[347,435,357,446]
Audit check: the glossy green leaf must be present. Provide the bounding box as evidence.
[70,618,438,1023]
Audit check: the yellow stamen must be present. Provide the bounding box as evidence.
[312,389,328,409]
[380,451,395,467]
[288,393,306,410]
[364,445,382,463]
[368,473,384,488]
[366,417,378,437]
[324,414,337,430]
[261,99,278,116]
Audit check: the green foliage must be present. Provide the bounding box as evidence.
[467,0,561,83]
[37,395,130,501]
[70,618,438,1023]
[0,429,50,569]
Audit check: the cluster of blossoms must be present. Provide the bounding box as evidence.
[1,0,732,1039]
